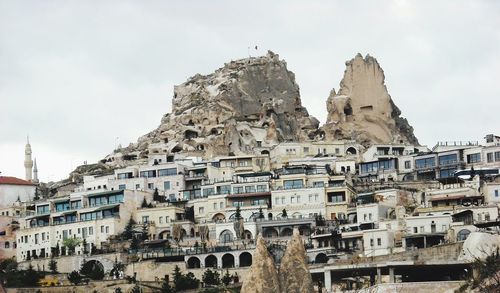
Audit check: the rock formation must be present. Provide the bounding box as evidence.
[62,51,420,181]
[240,234,281,293]
[322,53,419,147]
[279,229,314,293]
[106,51,319,168]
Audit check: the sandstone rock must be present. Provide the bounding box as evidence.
[322,53,419,147]
[279,229,314,293]
[241,235,281,293]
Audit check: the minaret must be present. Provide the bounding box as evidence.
[24,136,33,181]
[33,158,39,183]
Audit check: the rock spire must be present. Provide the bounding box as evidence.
[321,53,418,147]
[240,234,281,293]
[279,229,314,293]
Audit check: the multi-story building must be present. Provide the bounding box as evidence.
[15,189,150,261]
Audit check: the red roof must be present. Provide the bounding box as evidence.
[0,176,34,186]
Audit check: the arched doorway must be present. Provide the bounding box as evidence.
[158,230,170,240]
[212,213,225,222]
[222,254,235,268]
[239,252,252,267]
[315,253,328,264]
[299,226,311,236]
[243,230,253,240]
[263,227,278,238]
[346,147,357,155]
[80,260,105,280]
[220,230,234,243]
[457,229,471,241]
[205,255,217,268]
[187,257,201,269]
[280,227,293,237]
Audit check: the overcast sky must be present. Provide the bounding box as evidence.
[1,0,499,182]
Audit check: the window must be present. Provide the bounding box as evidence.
[369,213,372,220]
[55,202,70,212]
[420,226,425,233]
[495,190,499,197]
[198,207,204,214]
[377,238,381,246]
[232,201,243,207]
[158,168,177,177]
[328,192,345,203]
[135,184,140,189]
[159,216,163,224]
[118,184,126,190]
[219,185,231,194]
[283,179,303,190]
[495,152,500,162]
[245,186,256,193]
[105,226,109,233]
[140,170,157,178]
[364,214,367,221]
[487,153,494,163]
[220,202,223,209]
[438,154,458,166]
[297,196,301,203]
[370,239,374,247]
[256,185,267,192]
[101,226,104,233]
[4,242,9,249]
[413,227,418,233]
[70,201,81,210]
[291,196,295,203]
[404,160,411,169]
[313,181,324,187]
[233,186,244,194]
[36,205,49,215]
[89,227,93,235]
[335,148,340,154]
[148,183,154,189]
[164,181,171,190]
[439,168,456,178]
[203,188,215,196]
[281,197,286,204]
[309,195,312,202]
[142,216,149,223]
[117,172,133,179]
[303,147,309,153]
[415,157,436,169]
[467,153,481,164]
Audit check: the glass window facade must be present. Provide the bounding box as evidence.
[139,170,157,178]
[467,153,481,164]
[36,205,49,215]
[438,154,458,166]
[283,179,304,190]
[55,202,70,212]
[158,168,177,177]
[415,157,436,169]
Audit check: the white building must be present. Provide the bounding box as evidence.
[0,176,36,208]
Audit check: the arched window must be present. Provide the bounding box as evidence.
[5,242,9,249]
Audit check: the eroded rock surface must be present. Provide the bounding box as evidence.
[322,53,419,147]
[279,229,314,293]
[240,235,281,293]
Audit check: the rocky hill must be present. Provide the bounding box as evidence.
[78,52,418,173]
[321,53,419,147]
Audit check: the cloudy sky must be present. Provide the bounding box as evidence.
[1,0,499,181]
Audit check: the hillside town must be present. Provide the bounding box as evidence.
[1,53,500,293]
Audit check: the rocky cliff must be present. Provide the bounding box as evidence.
[113,51,319,165]
[321,53,419,147]
[70,52,419,176]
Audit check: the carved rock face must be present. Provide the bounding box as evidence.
[322,54,419,147]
